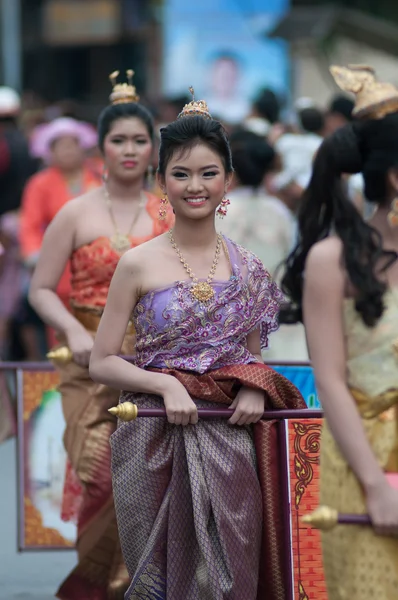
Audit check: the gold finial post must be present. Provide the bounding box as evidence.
[46,346,73,364]
[302,506,339,531]
[189,86,195,100]
[126,69,134,85]
[108,401,138,422]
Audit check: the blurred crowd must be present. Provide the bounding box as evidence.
[0,82,362,362]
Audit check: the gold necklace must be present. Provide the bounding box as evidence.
[168,230,222,303]
[104,186,146,254]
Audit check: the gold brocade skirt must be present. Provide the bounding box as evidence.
[55,305,135,600]
[320,389,398,600]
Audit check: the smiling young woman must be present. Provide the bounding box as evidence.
[28,71,173,600]
[89,91,305,599]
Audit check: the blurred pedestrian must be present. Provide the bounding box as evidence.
[0,87,39,358]
[20,117,102,346]
[220,129,294,279]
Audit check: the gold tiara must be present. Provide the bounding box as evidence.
[109,70,139,105]
[177,87,212,119]
[330,64,398,120]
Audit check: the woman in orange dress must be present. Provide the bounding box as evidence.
[20,118,101,307]
[28,71,173,600]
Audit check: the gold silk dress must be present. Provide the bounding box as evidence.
[320,290,398,599]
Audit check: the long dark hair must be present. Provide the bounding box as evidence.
[282,113,398,327]
[158,115,233,175]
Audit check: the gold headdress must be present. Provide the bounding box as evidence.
[109,70,139,105]
[330,64,398,120]
[177,87,212,119]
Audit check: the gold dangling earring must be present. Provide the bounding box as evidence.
[102,164,108,185]
[388,196,398,227]
[216,196,230,218]
[158,195,168,221]
[146,165,154,190]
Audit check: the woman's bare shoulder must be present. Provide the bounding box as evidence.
[118,234,169,269]
[306,236,344,273]
[49,188,101,221]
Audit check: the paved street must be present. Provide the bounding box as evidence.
[0,438,75,599]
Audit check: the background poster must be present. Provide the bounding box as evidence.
[162,0,290,124]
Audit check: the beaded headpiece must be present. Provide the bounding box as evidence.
[109,70,139,105]
[177,87,212,119]
[330,64,398,120]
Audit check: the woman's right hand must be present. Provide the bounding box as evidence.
[162,377,198,426]
[65,323,94,367]
[366,478,398,536]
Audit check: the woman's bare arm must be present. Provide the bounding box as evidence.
[228,327,264,426]
[247,327,263,363]
[89,252,176,395]
[303,237,385,492]
[28,201,86,336]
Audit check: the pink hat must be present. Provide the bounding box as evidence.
[30,117,98,162]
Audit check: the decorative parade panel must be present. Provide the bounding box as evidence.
[288,419,327,599]
[17,368,75,550]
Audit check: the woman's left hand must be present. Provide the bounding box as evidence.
[228,387,265,426]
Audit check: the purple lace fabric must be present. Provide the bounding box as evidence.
[132,237,283,373]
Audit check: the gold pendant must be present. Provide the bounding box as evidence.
[110,234,131,254]
[191,282,215,303]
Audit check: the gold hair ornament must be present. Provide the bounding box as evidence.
[330,64,398,120]
[109,69,140,105]
[177,86,212,119]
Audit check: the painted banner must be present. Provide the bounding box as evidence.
[16,363,326,599]
[17,368,76,550]
[288,419,327,599]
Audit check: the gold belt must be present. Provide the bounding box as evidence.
[351,387,398,421]
[351,387,398,472]
[72,306,135,335]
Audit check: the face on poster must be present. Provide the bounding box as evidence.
[162,0,290,124]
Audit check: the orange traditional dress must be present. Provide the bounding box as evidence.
[54,193,173,600]
[19,164,102,343]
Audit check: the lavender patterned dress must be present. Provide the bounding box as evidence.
[110,238,282,600]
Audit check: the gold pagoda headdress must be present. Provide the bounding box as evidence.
[109,70,139,105]
[177,87,212,119]
[330,64,398,120]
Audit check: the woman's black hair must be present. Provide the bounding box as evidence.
[229,129,275,188]
[97,102,154,151]
[158,115,233,175]
[282,113,398,327]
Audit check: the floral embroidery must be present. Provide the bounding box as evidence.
[133,238,283,374]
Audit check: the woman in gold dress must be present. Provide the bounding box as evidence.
[28,71,173,599]
[282,64,398,599]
